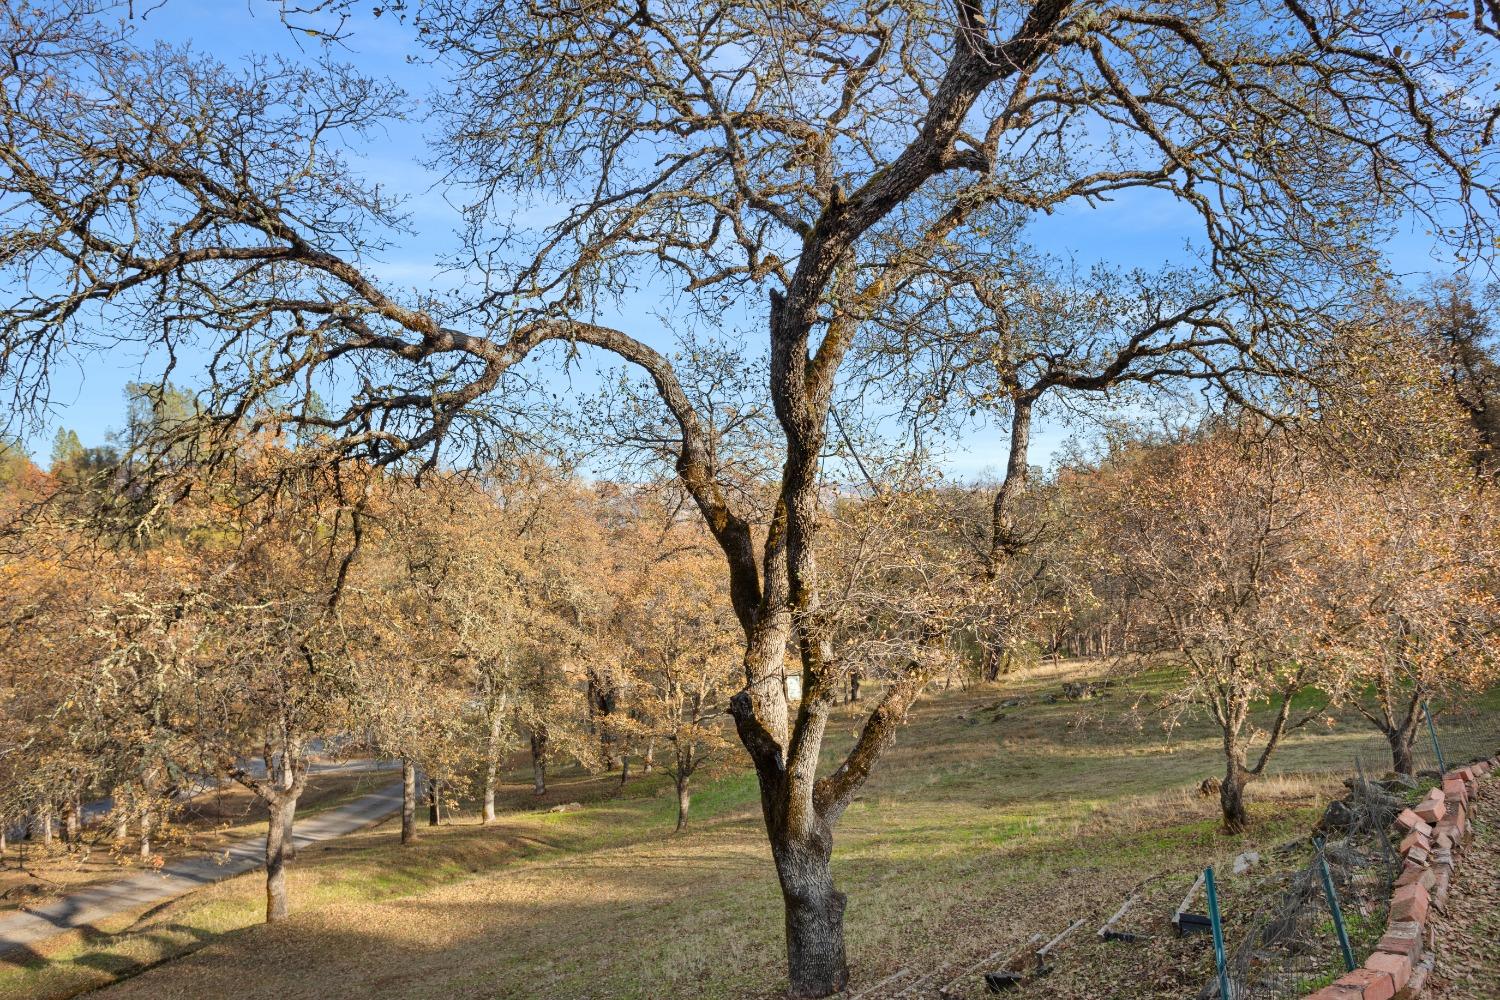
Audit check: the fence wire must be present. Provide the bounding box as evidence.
[1203,713,1498,1000]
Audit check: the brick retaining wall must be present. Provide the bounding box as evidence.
[1304,757,1496,1000]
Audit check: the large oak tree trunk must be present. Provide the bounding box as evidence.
[733,611,853,997]
[587,672,621,769]
[774,831,848,998]
[401,759,417,845]
[265,796,294,922]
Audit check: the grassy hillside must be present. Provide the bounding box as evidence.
[2,658,1494,1000]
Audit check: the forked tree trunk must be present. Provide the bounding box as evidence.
[587,673,620,770]
[774,829,848,998]
[401,760,417,845]
[731,613,852,997]
[1388,727,1417,777]
[1220,761,1251,834]
[265,796,295,922]
[530,728,547,796]
[1382,695,1425,776]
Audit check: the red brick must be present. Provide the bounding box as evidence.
[1333,967,1396,1000]
[1365,951,1412,991]
[1398,830,1430,854]
[1414,797,1446,824]
[1390,883,1430,924]
[1395,865,1435,891]
[1442,777,1467,804]
[1395,809,1432,836]
[1404,844,1429,866]
[1375,923,1423,963]
[1307,984,1364,1000]
[1400,955,1434,1000]
[1441,804,1466,837]
[1433,868,1452,910]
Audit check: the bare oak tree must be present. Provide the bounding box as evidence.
[2,1,1496,992]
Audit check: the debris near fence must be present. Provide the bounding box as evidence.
[1098,893,1142,943]
[845,720,1495,1000]
[1174,870,1212,935]
[1197,758,1410,1000]
[976,917,1088,993]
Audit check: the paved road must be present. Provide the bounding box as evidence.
[0,776,405,960]
[10,756,400,840]
[7,757,402,850]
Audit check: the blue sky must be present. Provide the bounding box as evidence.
[17,3,1465,478]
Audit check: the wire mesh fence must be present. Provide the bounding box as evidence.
[1201,710,1499,1000]
[1205,760,1399,998]
[832,701,1497,1000]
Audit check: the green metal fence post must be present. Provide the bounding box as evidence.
[1313,836,1356,973]
[1205,866,1232,1000]
[1424,701,1447,774]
